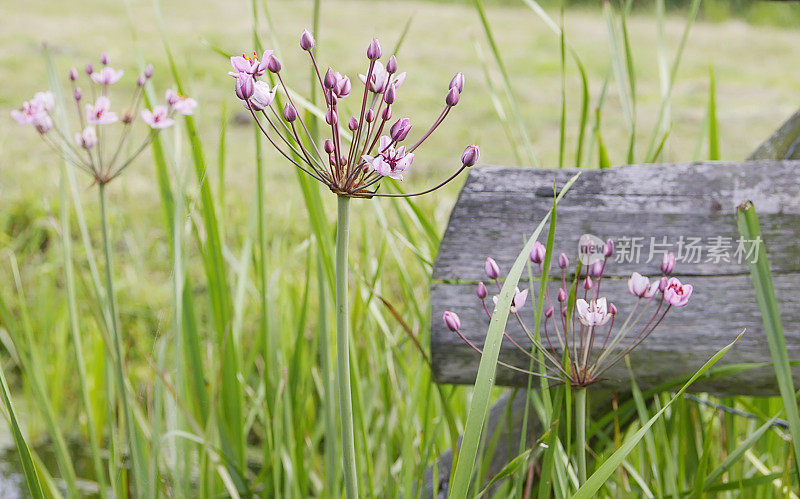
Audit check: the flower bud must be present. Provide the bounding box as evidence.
[583,275,593,290]
[283,103,297,122]
[300,29,315,51]
[659,275,668,292]
[558,253,569,269]
[69,68,78,81]
[476,282,488,299]
[530,241,546,265]
[443,311,461,332]
[85,63,93,75]
[121,110,134,124]
[267,55,281,73]
[449,72,465,93]
[348,117,359,131]
[381,105,392,121]
[99,51,109,65]
[144,64,154,78]
[75,126,97,149]
[544,306,554,318]
[609,303,618,315]
[390,118,412,142]
[137,74,146,86]
[325,91,338,106]
[661,252,676,274]
[590,260,604,277]
[383,84,397,104]
[603,239,614,258]
[323,139,335,154]
[235,74,254,100]
[445,87,460,107]
[365,108,376,123]
[324,68,337,89]
[249,81,276,111]
[336,76,351,97]
[74,87,82,101]
[325,108,338,125]
[366,38,382,60]
[461,145,480,167]
[386,55,398,74]
[484,257,500,279]
[557,288,567,302]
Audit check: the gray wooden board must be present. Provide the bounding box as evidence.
[431,161,800,393]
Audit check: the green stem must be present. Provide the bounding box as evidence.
[336,195,358,499]
[575,387,588,487]
[98,183,144,495]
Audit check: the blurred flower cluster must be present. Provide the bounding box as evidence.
[11,52,196,184]
[229,30,479,198]
[444,240,693,387]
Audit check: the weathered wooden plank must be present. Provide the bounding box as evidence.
[749,109,800,160]
[431,161,800,391]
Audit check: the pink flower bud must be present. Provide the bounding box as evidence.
[325,108,338,125]
[323,139,335,154]
[590,260,604,277]
[544,306,554,318]
[365,108,376,123]
[366,38,382,60]
[449,72,465,93]
[381,105,392,121]
[325,91,338,106]
[445,87,460,107]
[558,253,569,269]
[100,52,109,65]
[557,288,567,302]
[659,276,668,292]
[300,29,315,51]
[348,117,359,131]
[661,252,676,274]
[137,74,146,86]
[583,275,593,290]
[144,64,154,78]
[383,84,397,104]
[235,74,254,100]
[530,241,546,265]
[603,239,614,258]
[69,68,78,81]
[74,87,82,101]
[267,55,281,73]
[443,311,461,332]
[85,63,93,75]
[484,257,500,279]
[324,68,336,89]
[476,282,488,299]
[461,145,480,167]
[283,103,297,122]
[609,303,618,315]
[336,76,351,97]
[390,118,412,142]
[386,55,398,74]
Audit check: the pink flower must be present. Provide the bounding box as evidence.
[628,272,658,298]
[11,92,54,126]
[493,287,529,313]
[86,96,118,125]
[576,297,613,327]
[229,51,273,79]
[246,81,277,111]
[75,126,97,149]
[165,89,197,115]
[141,106,174,129]
[90,67,124,85]
[664,277,692,307]
[361,135,414,180]
[359,61,406,93]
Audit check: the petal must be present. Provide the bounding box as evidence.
[576,299,589,318]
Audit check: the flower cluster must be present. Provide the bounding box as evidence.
[230,31,479,198]
[11,52,196,184]
[443,240,693,387]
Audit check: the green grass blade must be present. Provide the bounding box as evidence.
[707,64,720,160]
[704,414,779,486]
[573,331,744,499]
[737,200,800,484]
[449,172,580,498]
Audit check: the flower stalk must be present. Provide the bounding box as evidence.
[575,386,588,486]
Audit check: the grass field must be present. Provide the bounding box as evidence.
[2,0,800,496]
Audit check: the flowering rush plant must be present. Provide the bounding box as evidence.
[229,30,480,197]
[11,52,196,185]
[443,241,693,387]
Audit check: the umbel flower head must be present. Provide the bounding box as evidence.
[230,32,479,198]
[11,52,196,185]
[443,241,692,387]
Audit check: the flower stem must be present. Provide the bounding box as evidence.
[98,183,144,495]
[335,195,359,499]
[575,387,588,486]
